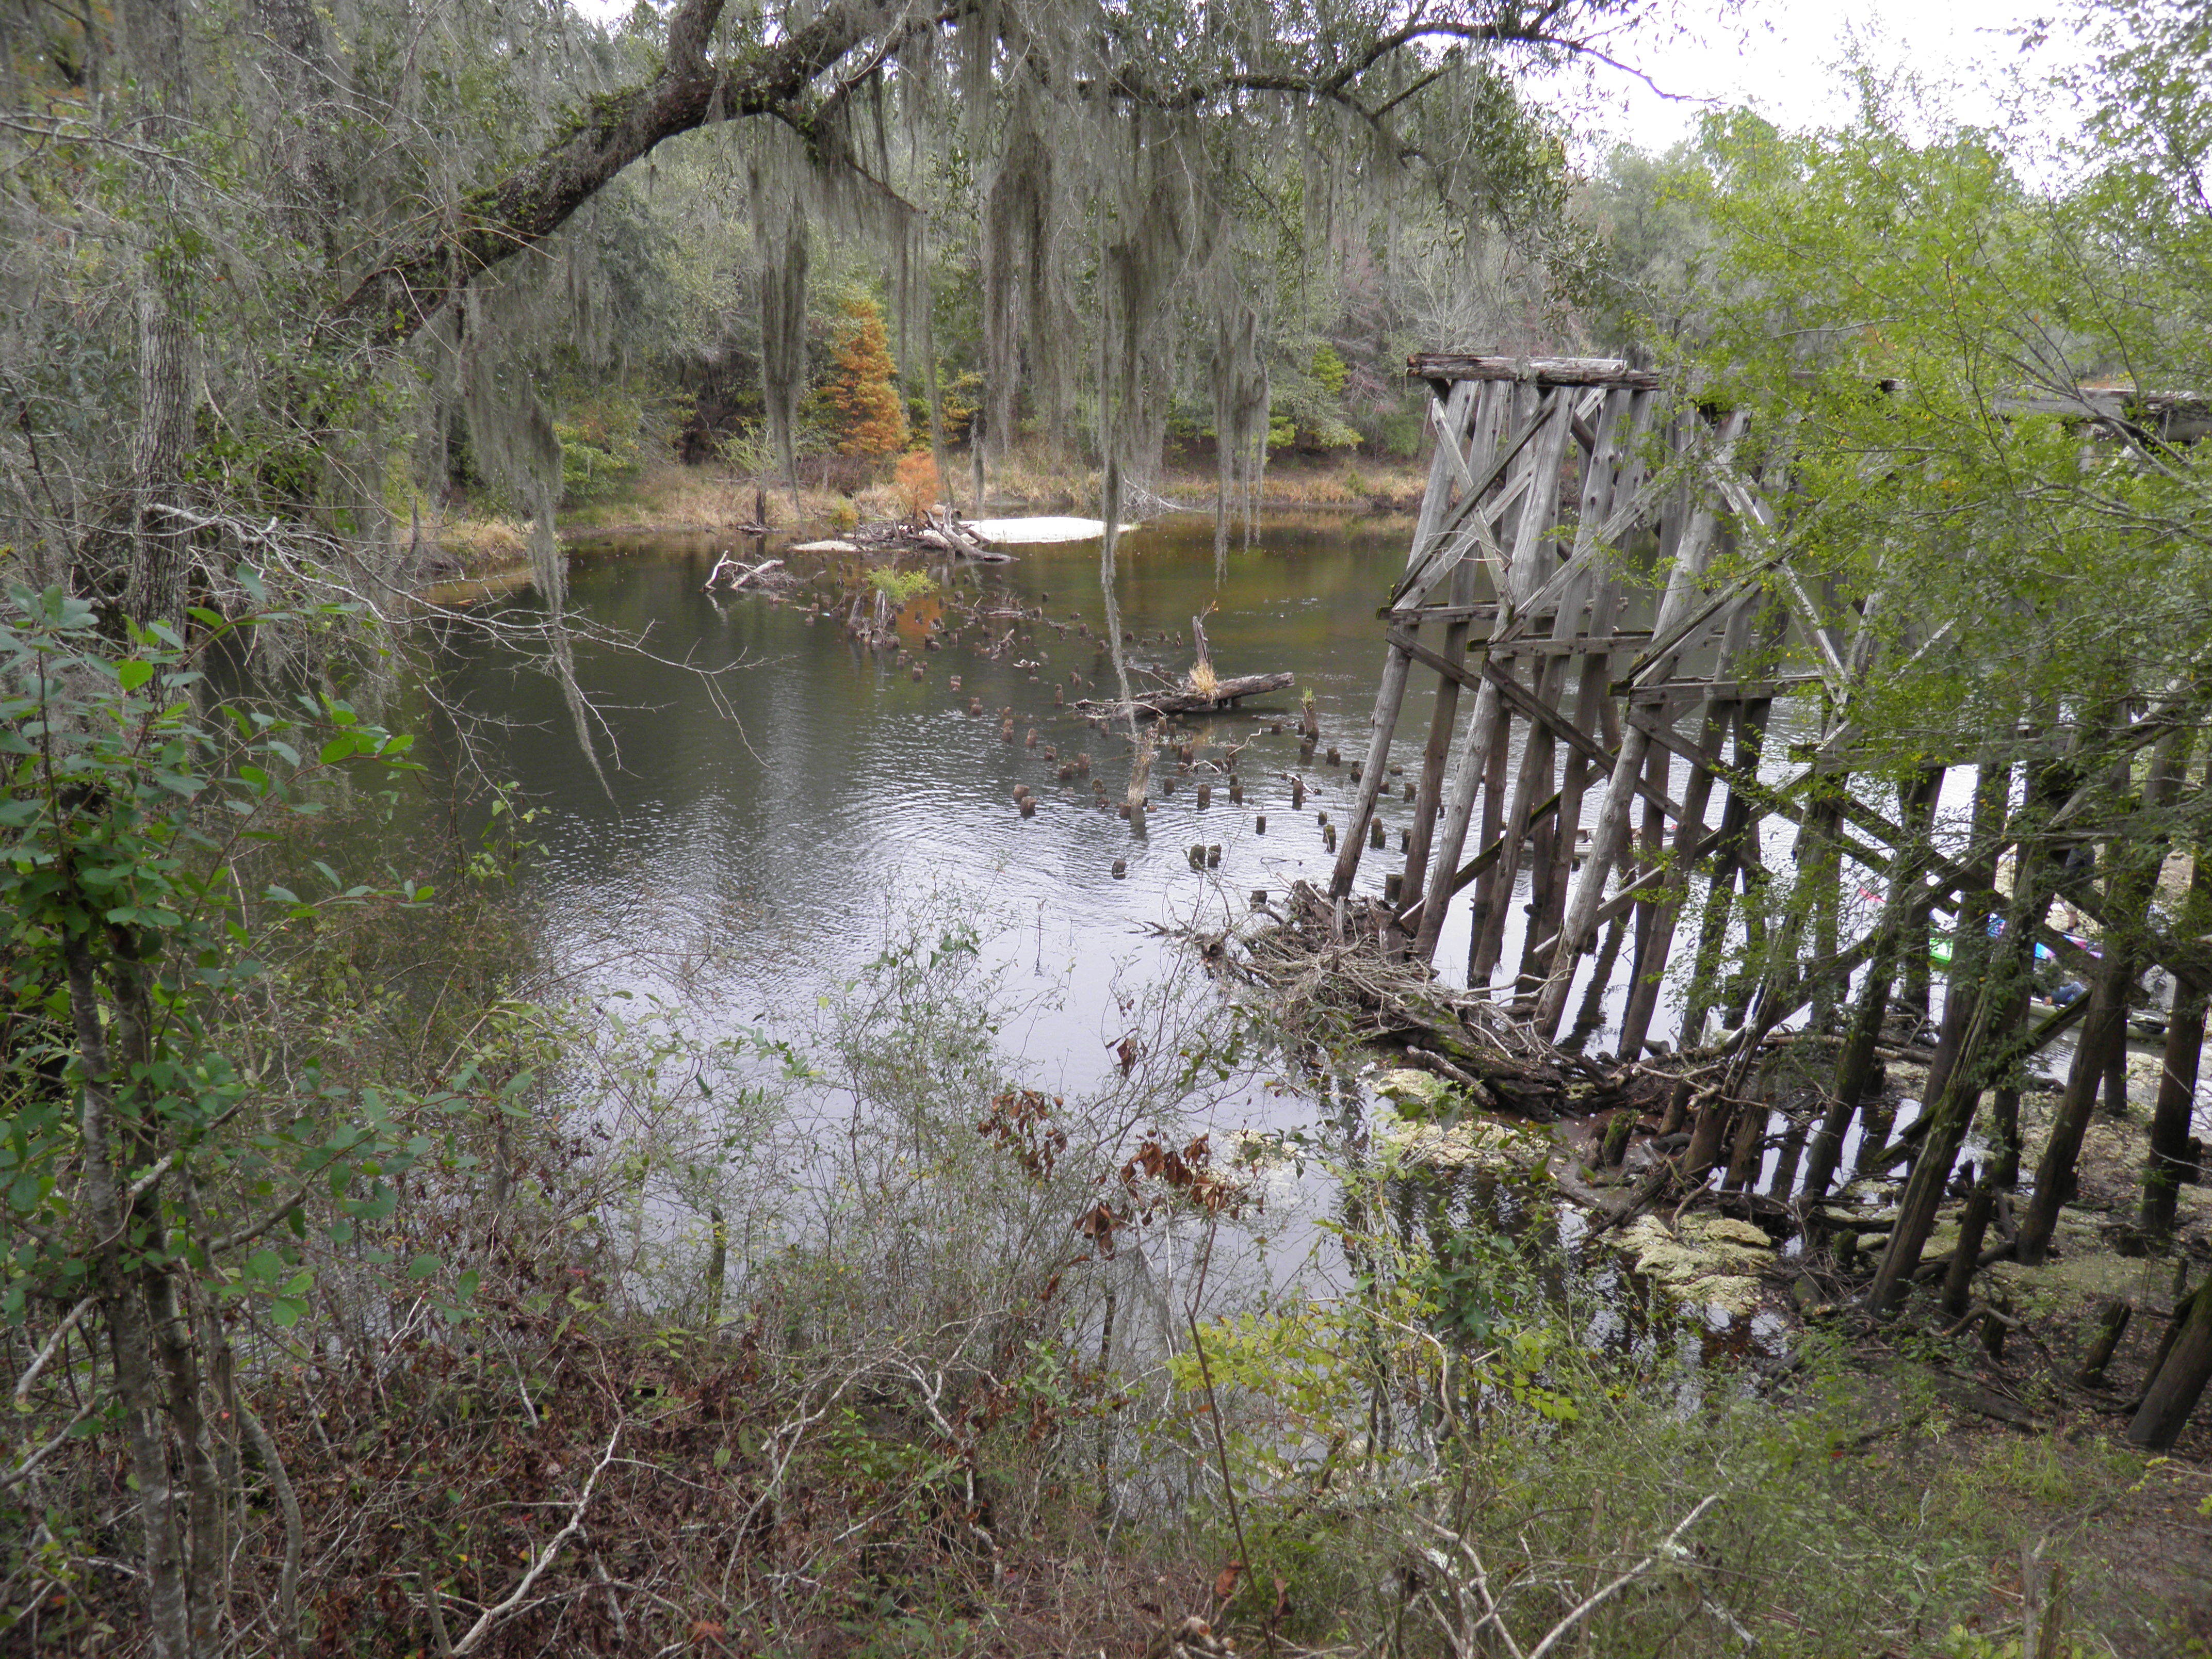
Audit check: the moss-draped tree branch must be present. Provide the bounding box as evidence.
[311,0,1642,357]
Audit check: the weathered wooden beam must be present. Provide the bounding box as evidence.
[1527,822,1730,963]
[1402,380,1484,580]
[1330,646,1414,897]
[1535,411,1750,1029]
[1526,389,1657,1002]
[1625,709,1895,873]
[1403,384,1511,909]
[1467,635,1655,658]
[1410,353,1669,390]
[1380,602,1500,623]
[1626,675,1824,704]
[1395,791,1564,935]
[1391,407,1546,607]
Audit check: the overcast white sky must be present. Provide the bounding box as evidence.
[572,0,2088,159]
[1553,0,2085,159]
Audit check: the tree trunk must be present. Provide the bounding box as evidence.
[1941,1168,1996,1319]
[1865,839,2068,1319]
[1679,697,1774,1043]
[2144,762,2212,1235]
[1801,908,1905,1200]
[1867,978,1996,1315]
[2016,954,2134,1264]
[2128,1281,2212,1451]
[66,928,195,1659]
[120,0,197,631]
[2144,976,2209,1237]
[2019,733,2187,1263]
[1895,766,1944,1025]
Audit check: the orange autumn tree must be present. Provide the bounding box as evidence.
[822,296,909,457]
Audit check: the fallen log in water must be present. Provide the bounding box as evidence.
[1076,671,1295,720]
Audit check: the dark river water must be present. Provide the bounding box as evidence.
[427,509,1604,1105]
[391,505,2203,1368]
[421,509,2073,1180]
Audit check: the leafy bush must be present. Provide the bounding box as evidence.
[553,390,647,502]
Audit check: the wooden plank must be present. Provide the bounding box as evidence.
[1519,386,1643,994]
[1389,464,1540,615]
[1379,603,1500,623]
[1627,675,1824,704]
[1618,592,1766,1053]
[1402,383,1510,905]
[1396,411,1546,601]
[1528,822,1729,962]
[1467,635,1654,657]
[1624,708,1893,872]
[1394,790,1564,935]
[1403,380,1483,577]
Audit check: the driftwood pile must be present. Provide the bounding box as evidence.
[1216,880,1674,1124]
[847,510,1016,562]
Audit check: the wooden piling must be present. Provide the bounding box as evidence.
[1414,387,1579,961]
[1534,410,1751,1031]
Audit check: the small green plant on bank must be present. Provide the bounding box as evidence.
[869,567,936,608]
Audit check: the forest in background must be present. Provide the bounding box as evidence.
[8,0,2212,1654]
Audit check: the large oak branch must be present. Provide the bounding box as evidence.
[313,0,900,354]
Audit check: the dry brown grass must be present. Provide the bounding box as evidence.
[429,514,530,574]
[418,445,1432,589]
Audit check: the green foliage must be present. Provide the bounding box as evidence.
[1669,80,2212,785]
[0,585,450,1336]
[1310,344,1349,399]
[552,389,648,502]
[1576,132,1730,349]
[868,567,935,606]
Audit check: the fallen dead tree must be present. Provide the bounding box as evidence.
[1076,671,1295,720]
[703,552,796,592]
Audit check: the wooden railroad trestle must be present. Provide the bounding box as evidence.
[1330,353,1940,1054]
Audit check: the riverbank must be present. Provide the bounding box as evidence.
[422,451,1429,582]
